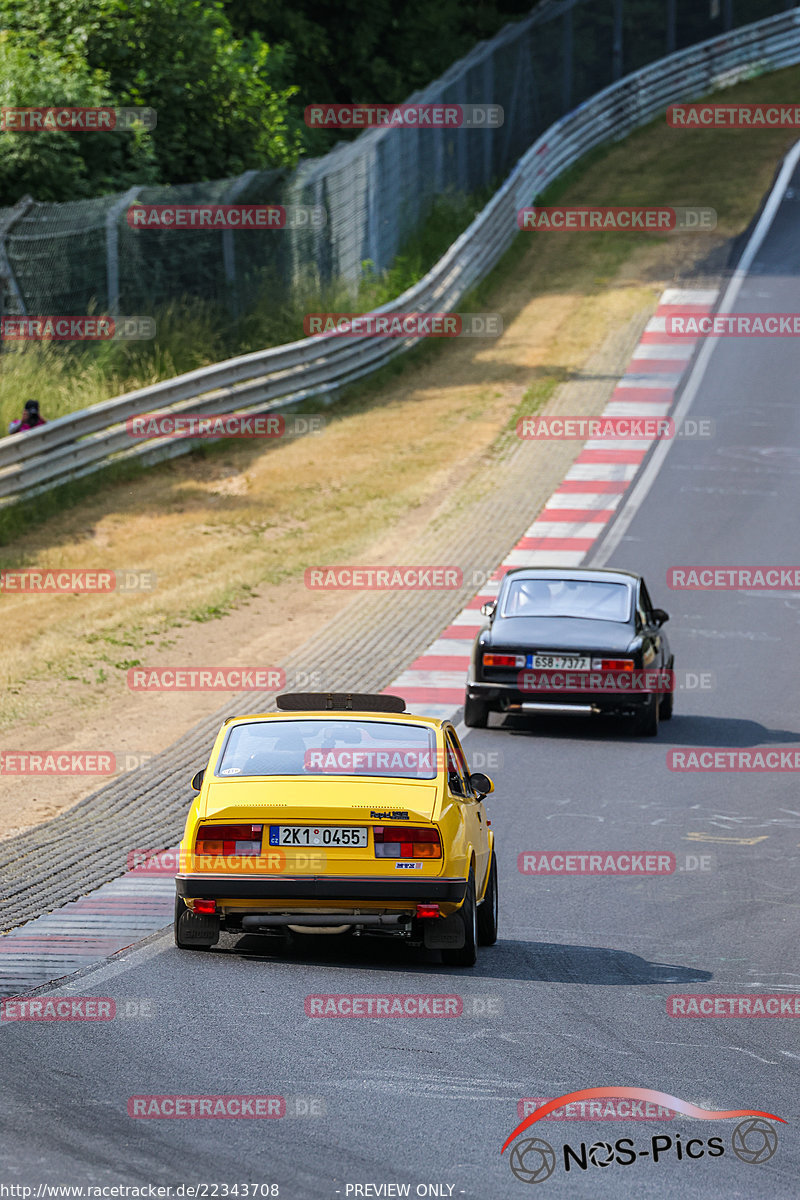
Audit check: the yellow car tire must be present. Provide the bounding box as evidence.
[441,870,478,968]
[477,851,498,946]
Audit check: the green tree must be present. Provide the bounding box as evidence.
[223,0,534,155]
[0,0,302,186]
[0,29,159,203]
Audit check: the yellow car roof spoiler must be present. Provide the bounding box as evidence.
[275,692,406,713]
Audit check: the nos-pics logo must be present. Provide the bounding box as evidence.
[502,1088,783,1184]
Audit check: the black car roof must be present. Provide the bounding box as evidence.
[500,567,640,584]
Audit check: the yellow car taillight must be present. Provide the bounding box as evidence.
[373,826,442,859]
[195,824,263,856]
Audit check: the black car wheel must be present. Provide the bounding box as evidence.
[464,695,489,728]
[441,869,478,967]
[477,851,498,946]
[659,689,674,720]
[635,693,660,737]
[174,896,220,950]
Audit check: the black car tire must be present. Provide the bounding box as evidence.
[659,689,674,720]
[464,695,489,728]
[635,693,660,737]
[477,851,498,946]
[441,869,478,967]
[174,896,219,950]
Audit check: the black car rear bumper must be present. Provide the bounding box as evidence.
[466,680,652,715]
[175,874,468,904]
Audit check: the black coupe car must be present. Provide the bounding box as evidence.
[463,567,673,736]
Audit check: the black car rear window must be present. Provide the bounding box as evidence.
[215,719,437,779]
[501,578,631,622]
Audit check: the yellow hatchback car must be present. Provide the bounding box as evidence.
[174,692,497,966]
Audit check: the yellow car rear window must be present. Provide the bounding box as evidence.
[216,719,438,779]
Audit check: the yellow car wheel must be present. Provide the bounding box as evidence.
[477,851,498,946]
[441,870,477,968]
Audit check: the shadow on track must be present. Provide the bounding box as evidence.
[208,931,711,986]
[495,712,800,747]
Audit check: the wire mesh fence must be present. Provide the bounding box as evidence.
[0,0,793,320]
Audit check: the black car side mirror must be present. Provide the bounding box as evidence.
[470,772,494,798]
[652,608,669,626]
[190,769,205,791]
[480,601,496,619]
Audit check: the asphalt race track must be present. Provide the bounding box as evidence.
[2,158,800,1200]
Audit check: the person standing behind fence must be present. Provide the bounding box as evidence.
[8,399,46,435]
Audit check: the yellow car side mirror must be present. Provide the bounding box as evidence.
[469,772,494,798]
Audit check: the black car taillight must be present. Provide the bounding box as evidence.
[484,652,525,667]
[195,824,263,856]
[373,825,442,859]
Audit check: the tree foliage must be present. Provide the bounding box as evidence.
[0,0,790,202]
[227,1,533,105]
[0,0,302,201]
[0,29,160,202]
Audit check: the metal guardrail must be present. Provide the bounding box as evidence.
[1,8,798,507]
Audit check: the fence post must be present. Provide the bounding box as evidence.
[0,195,34,317]
[368,139,382,274]
[613,0,624,80]
[666,0,677,55]
[106,186,143,316]
[221,170,258,318]
[563,6,574,112]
